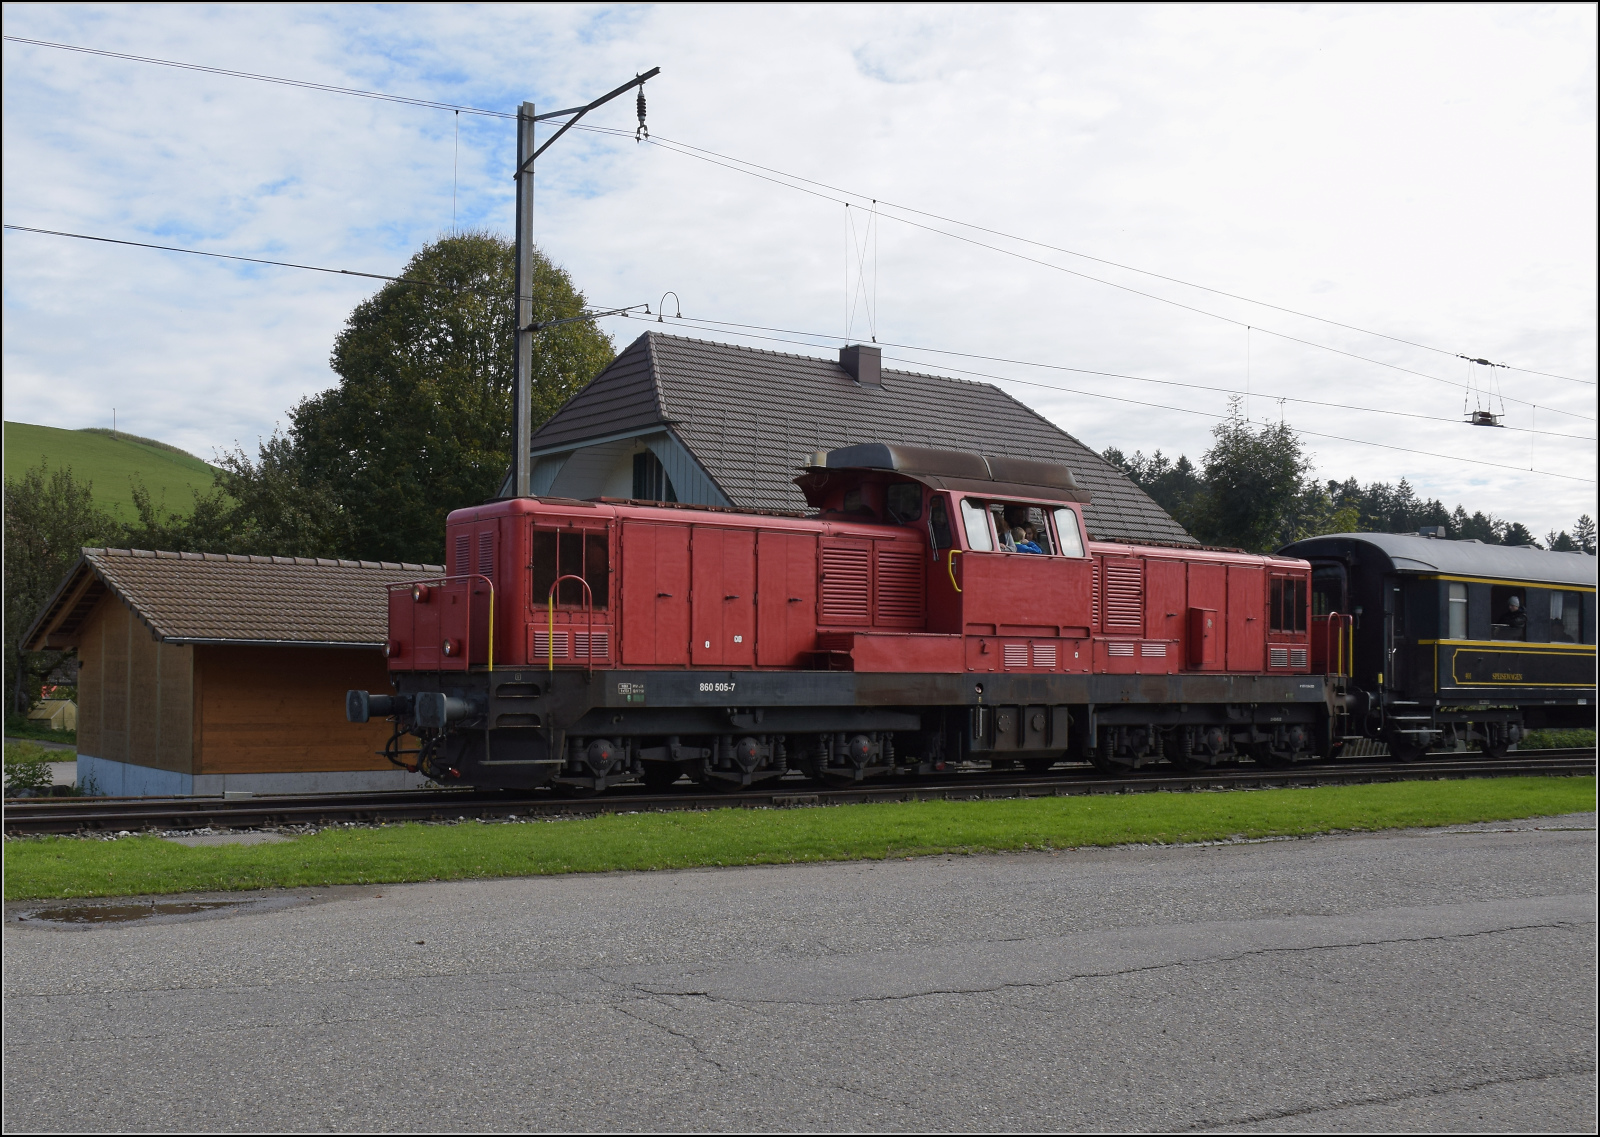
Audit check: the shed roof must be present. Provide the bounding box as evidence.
[529,332,1194,545]
[1280,532,1598,588]
[23,548,444,652]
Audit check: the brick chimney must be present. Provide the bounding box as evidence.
[840,343,882,388]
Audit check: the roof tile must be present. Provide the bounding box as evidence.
[531,332,1194,544]
[64,548,444,646]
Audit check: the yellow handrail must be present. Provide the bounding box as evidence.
[946,549,963,593]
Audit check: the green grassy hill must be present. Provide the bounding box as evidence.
[3,422,220,521]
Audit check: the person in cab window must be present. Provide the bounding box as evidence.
[1505,594,1527,637]
[1011,525,1044,554]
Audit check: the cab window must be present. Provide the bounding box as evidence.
[987,502,1053,554]
[960,498,993,551]
[1270,577,1307,633]
[928,497,953,550]
[1052,508,1085,557]
[531,528,609,608]
[885,483,922,525]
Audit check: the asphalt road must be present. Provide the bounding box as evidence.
[5,813,1595,1132]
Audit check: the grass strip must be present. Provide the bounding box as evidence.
[5,776,1593,901]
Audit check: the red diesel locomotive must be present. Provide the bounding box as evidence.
[347,443,1329,791]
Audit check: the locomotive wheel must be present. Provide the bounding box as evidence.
[1162,734,1217,772]
[1090,737,1139,775]
[1387,737,1429,763]
[1246,742,1294,769]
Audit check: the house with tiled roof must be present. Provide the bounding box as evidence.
[515,332,1194,546]
[23,548,441,796]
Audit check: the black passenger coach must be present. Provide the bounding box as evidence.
[1280,532,1597,759]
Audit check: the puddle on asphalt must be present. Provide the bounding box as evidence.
[19,901,239,925]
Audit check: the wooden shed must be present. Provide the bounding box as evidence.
[24,548,442,796]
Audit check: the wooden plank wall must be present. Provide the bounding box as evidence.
[74,595,194,773]
[195,645,395,774]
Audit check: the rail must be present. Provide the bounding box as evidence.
[6,751,1591,837]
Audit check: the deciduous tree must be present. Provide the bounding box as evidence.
[2,463,117,714]
[287,231,614,564]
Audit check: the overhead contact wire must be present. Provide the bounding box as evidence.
[10,33,1587,391]
[617,312,1596,484]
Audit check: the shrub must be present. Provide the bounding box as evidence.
[4,741,56,795]
[1522,728,1597,750]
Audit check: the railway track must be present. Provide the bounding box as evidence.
[3,749,1593,837]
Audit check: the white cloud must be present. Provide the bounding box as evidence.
[3,2,1595,536]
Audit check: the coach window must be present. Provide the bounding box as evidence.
[531,528,609,609]
[1489,585,1525,641]
[1311,565,1345,616]
[1447,583,1469,640]
[960,498,994,551]
[1550,591,1584,643]
[1052,507,1085,557]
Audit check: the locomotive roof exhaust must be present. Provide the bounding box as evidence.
[797,442,1091,506]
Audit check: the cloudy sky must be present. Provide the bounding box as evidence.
[3,4,1595,537]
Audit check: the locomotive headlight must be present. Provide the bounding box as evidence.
[412,584,432,603]
[442,638,456,657]
[385,640,401,658]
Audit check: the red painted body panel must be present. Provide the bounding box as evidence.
[383,490,1313,679]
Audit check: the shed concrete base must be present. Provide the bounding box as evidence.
[76,755,431,797]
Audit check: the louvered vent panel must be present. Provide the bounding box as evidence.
[1140,642,1166,657]
[453,534,470,576]
[1103,560,1143,631]
[1003,643,1029,668]
[1270,647,1290,668]
[1107,642,1136,657]
[1290,648,1308,669]
[1091,560,1101,629]
[1032,643,1057,669]
[533,631,569,658]
[573,631,609,659]
[477,531,495,580]
[874,546,925,626]
[820,545,871,625]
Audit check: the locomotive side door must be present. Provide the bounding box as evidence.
[691,526,756,667]
[757,529,818,666]
[1226,564,1266,671]
[620,522,690,666]
[1186,562,1226,670]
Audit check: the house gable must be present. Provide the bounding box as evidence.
[525,332,1195,544]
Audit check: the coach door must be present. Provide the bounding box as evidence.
[620,522,690,666]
